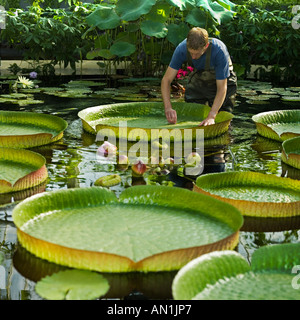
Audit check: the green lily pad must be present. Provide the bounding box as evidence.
[282,136,300,170]
[78,102,233,141]
[116,0,156,21]
[172,243,300,300]
[193,171,300,217]
[12,185,243,272]
[0,111,68,148]
[252,109,300,141]
[281,96,300,102]
[35,269,110,300]
[0,148,48,194]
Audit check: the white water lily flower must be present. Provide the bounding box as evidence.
[17,76,34,88]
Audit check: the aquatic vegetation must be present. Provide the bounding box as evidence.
[35,269,110,300]
[12,185,243,272]
[78,102,233,140]
[172,243,300,300]
[0,111,68,148]
[0,148,48,194]
[94,174,121,187]
[281,136,300,170]
[252,109,300,141]
[194,171,300,217]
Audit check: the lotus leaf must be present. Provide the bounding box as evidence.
[109,41,136,58]
[78,102,233,141]
[35,270,110,300]
[0,111,68,148]
[115,0,156,21]
[144,1,171,23]
[167,23,190,46]
[172,243,300,300]
[0,148,48,194]
[185,8,209,28]
[166,0,196,10]
[281,136,300,170]
[12,185,243,272]
[196,0,236,24]
[252,109,300,141]
[86,5,121,30]
[193,171,300,217]
[140,20,168,38]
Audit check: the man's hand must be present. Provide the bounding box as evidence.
[198,117,215,126]
[165,108,177,124]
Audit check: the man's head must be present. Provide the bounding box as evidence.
[187,27,209,60]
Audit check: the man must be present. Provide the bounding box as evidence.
[161,27,237,126]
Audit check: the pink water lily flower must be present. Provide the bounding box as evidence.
[97,141,117,157]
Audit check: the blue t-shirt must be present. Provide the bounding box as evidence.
[169,38,230,80]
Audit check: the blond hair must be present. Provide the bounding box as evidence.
[187,27,209,50]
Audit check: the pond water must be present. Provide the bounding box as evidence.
[0,78,299,300]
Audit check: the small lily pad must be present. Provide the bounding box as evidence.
[35,269,110,300]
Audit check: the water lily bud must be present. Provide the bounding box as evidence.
[117,155,129,171]
[97,141,117,157]
[164,157,174,165]
[118,155,129,165]
[185,152,201,166]
[131,160,147,177]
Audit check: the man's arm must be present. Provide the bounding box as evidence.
[161,66,179,124]
[199,79,227,126]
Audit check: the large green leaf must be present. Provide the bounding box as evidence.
[252,110,300,142]
[167,23,190,46]
[144,1,172,23]
[195,0,236,24]
[86,5,121,30]
[0,111,68,148]
[172,243,300,300]
[165,0,196,10]
[109,41,136,58]
[281,136,300,170]
[140,20,168,38]
[185,8,208,28]
[35,270,110,300]
[78,102,233,140]
[0,148,48,194]
[12,185,243,272]
[115,0,156,21]
[194,171,300,217]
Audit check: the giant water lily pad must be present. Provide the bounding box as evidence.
[0,148,48,194]
[0,111,68,148]
[281,136,300,170]
[12,185,243,272]
[193,171,300,218]
[172,243,300,300]
[252,110,300,141]
[78,102,233,141]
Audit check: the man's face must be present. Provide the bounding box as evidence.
[188,43,209,60]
